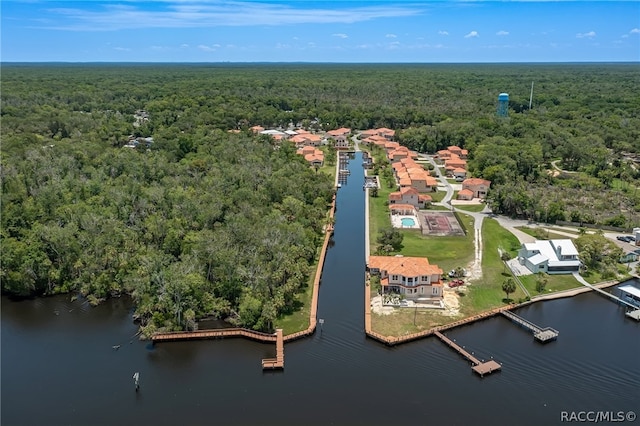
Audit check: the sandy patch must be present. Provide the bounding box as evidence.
[442,288,461,316]
[370,295,395,315]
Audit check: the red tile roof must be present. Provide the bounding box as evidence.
[368,255,443,278]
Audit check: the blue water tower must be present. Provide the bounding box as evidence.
[497,93,509,117]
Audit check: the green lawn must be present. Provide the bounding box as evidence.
[397,214,475,274]
[455,204,486,213]
[428,190,446,203]
[461,218,525,315]
[368,183,394,253]
[519,273,582,296]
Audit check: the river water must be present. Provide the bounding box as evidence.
[2,153,639,426]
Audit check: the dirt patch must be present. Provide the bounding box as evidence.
[442,288,461,316]
[370,295,395,315]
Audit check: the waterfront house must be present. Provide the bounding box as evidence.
[518,239,581,274]
[368,255,444,299]
[327,128,351,150]
[388,187,432,209]
[296,146,324,167]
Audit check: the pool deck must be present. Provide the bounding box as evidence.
[391,214,421,229]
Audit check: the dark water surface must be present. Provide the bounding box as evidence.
[2,153,639,426]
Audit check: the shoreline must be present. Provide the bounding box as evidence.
[364,277,627,346]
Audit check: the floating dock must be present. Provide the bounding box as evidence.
[501,310,559,343]
[433,331,501,377]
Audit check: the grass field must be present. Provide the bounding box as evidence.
[429,190,447,203]
[397,214,475,274]
[460,218,525,315]
[519,273,582,295]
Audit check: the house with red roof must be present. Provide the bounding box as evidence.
[327,128,351,150]
[459,178,491,199]
[389,187,432,209]
[296,146,324,167]
[453,168,467,180]
[290,133,323,148]
[368,255,443,299]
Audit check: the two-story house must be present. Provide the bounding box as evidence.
[459,178,491,200]
[518,239,581,274]
[388,187,432,209]
[368,255,444,299]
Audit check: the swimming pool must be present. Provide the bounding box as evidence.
[401,217,416,227]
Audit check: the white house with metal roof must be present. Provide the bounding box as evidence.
[518,239,581,275]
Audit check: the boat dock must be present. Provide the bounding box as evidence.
[501,310,559,342]
[152,328,285,370]
[433,331,501,377]
[261,329,284,370]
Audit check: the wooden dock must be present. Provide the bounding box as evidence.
[261,329,284,370]
[501,310,559,343]
[151,327,277,343]
[152,328,285,370]
[433,331,501,377]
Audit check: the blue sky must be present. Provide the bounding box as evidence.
[2,1,639,62]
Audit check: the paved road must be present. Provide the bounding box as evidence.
[418,153,454,206]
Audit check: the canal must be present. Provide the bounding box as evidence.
[2,153,639,426]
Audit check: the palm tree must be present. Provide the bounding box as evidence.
[502,278,516,302]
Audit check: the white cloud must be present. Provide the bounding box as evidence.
[464,31,479,38]
[41,2,423,31]
[114,46,131,51]
[332,33,348,39]
[496,30,509,36]
[385,33,397,38]
[630,28,640,34]
[576,31,596,38]
[197,44,217,52]
[438,30,449,36]
[180,43,189,48]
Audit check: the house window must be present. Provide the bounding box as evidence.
[421,276,429,282]
[391,275,398,281]
[432,287,439,295]
[408,277,413,284]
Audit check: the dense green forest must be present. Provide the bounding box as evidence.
[2,63,639,333]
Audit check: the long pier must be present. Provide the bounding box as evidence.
[152,328,285,370]
[574,273,637,309]
[501,310,559,342]
[151,327,277,343]
[433,331,502,377]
